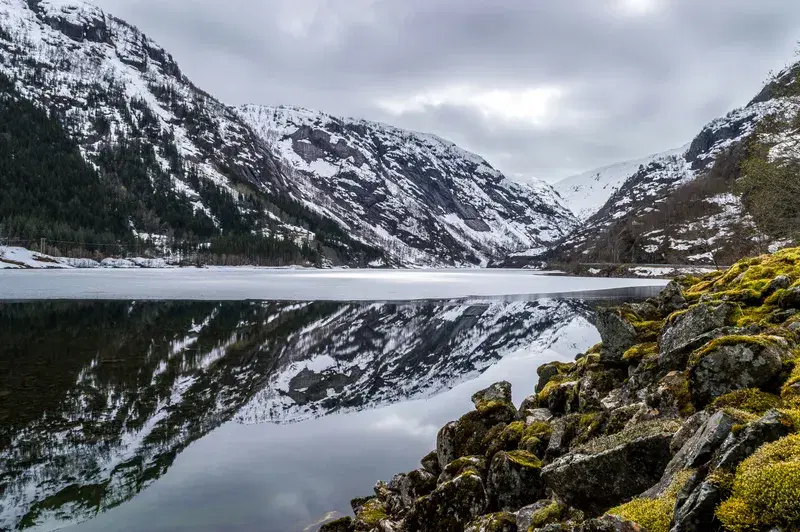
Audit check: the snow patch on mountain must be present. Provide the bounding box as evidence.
[237,105,579,266]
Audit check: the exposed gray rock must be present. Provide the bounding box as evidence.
[642,410,735,498]
[579,516,645,532]
[596,308,638,363]
[658,303,734,369]
[474,381,513,409]
[776,286,800,309]
[541,429,674,514]
[388,468,437,508]
[658,281,689,315]
[689,339,789,407]
[524,408,555,424]
[437,400,516,470]
[669,411,710,455]
[439,456,488,485]
[631,301,662,321]
[764,275,791,298]
[517,500,558,532]
[405,471,488,532]
[545,414,581,461]
[421,450,442,477]
[712,409,792,471]
[542,380,579,415]
[487,451,545,512]
[464,512,517,532]
[671,480,722,532]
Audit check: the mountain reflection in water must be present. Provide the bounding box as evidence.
[0,298,613,531]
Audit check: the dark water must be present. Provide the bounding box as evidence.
[0,297,636,532]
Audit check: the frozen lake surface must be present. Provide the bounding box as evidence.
[0,268,667,300]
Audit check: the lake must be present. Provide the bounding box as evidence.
[0,270,666,532]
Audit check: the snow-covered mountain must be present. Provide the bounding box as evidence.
[0,0,577,267]
[553,146,688,221]
[519,61,800,266]
[0,299,597,531]
[237,105,579,266]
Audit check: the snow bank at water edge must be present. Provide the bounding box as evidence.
[0,246,177,269]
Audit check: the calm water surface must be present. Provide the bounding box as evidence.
[0,272,665,532]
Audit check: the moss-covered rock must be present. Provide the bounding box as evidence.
[537,362,576,394]
[487,450,545,512]
[688,335,791,407]
[387,468,437,509]
[596,307,639,363]
[353,498,389,530]
[405,471,488,532]
[438,384,518,469]
[607,469,693,532]
[716,433,800,531]
[421,450,442,476]
[710,388,783,415]
[464,512,517,532]
[658,302,736,370]
[542,421,678,514]
[439,456,488,485]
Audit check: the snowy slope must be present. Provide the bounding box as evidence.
[538,63,800,265]
[554,146,688,221]
[237,105,579,266]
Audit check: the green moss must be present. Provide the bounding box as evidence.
[536,375,576,403]
[356,498,387,526]
[633,320,664,342]
[710,388,783,416]
[607,470,694,532]
[783,360,800,400]
[586,343,603,355]
[467,512,517,531]
[716,434,800,531]
[688,335,783,367]
[529,501,567,530]
[505,450,543,469]
[721,407,760,425]
[575,419,682,454]
[706,469,735,495]
[475,399,512,415]
[622,342,658,364]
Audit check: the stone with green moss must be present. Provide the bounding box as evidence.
[439,456,488,485]
[608,469,694,532]
[658,302,736,370]
[542,420,678,514]
[464,512,517,532]
[689,335,791,407]
[536,361,576,393]
[473,381,513,410]
[596,307,639,362]
[354,498,388,530]
[710,388,783,415]
[712,409,792,472]
[437,399,517,469]
[405,471,488,532]
[716,433,800,531]
[487,450,545,512]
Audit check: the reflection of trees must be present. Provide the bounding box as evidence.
[0,299,595,530]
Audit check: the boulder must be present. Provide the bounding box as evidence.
[578,369,626,412]
[670,481,722,532]
[387,468,437,508]
[541,422,677,514]
[658,303,734,369]
[437,400,516,470]
[642,410,735,498]
[353,498,391,531]
[712,409,792,471]
[421,450,442,476]
[537,362,574,393]
[521,408,554,424]
[764,275,791,298]
[689,338,789,407]
[319,517,355,532]
[545,414,581,461]
[464,512,518,532]
[405,471,488,532]
[487,450,546,512]
[658,281,689,315]
[776,286,800,309]
[596,308,639,363]
[669,411,710,455]
[473,381,513,409]
[439,456,488,485]
[516,500,569,531]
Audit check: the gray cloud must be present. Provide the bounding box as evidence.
[93,0,800,182]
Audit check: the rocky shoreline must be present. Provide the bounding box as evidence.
[322,248,800,532]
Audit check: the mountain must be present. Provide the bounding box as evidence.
[0,0,380,266]
[0,298,598,530]
[553,146,689,222]
[237,105,578,266]
[0,0,577,267]
[512,61,800,267]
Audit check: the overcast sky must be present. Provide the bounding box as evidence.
[93,0,800,182]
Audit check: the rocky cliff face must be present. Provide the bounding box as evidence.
[538,63,800,267]
[333,248,800,532]
[238,105,578,266]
